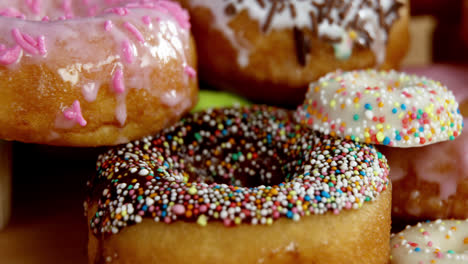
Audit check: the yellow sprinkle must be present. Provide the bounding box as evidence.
[349,30,357,40]
[376,132,385,142]
[188,186,197,195]
[330,100,336,108]
[197,215,207,226]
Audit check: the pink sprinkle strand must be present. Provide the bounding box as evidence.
[123,22,145,43]
[122,40,134,63]
[62,0,74,18]
[105,7,129,16]
[37,36,47,55]
[63,100,87,127]
[41,16,49,21]
[0,8,24,18]
[0,45,22,65]
[142,15,151,25]
[104,20,113,31]
[12,28,39,55]
[22,33,38,47]
[112,68,125,94]
[26,0,41,15]
[184,65,196,78]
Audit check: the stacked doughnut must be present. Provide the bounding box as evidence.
[177,0,409,105]
[86,105,392,264]
[0,0,197,146]
[296,69,466,263]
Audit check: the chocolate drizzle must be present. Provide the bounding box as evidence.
[216,0,405,66]
[293,27,311,66]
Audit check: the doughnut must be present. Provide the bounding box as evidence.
[0,0,197,146]
[378,65,468,220]
[390,219,468,264]
[296,69,464,147]
[86,105,392,264]
[177,0,409,105]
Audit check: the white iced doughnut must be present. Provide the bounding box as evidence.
[390,219,468,264]
[296,69,464,147]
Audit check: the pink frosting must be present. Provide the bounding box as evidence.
[0,0,194,137]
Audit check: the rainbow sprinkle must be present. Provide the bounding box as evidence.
[296,70,464,148]
[88,105,389,235]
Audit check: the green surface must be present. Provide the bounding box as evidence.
[192,90,251,112]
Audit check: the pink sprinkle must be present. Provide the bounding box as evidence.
[28,0,41,15]
[172,204,185,215]
[41,16,49,21]
[142,15,151,25]
[0,45,22,65]
[0,8,24,18]
[12,28,38,55]
[164,217,171,223]
[22,33,38,47]
[184,65,196,78]
[123,22,145,43]
[104,20,113,31]
[63,100,87,127]
[112,68,125,94]
[122,40,134,63]
[423,231,430,236]
[223,218,231,227]
[87,5,97,17]
[427,241,433,247]
[436,252,443,259]
[199,204,207,213]
[37,36,46,55]
[105,7,128,16]
[62,0,73,18]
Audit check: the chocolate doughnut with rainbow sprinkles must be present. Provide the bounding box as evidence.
[0,0,197,146]
[86,105,392,264]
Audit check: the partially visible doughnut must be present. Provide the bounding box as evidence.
[178,0,409,105]
[379,65,468,220]
[390,219,468,264]
[86,105,391,264]
[0,0,197,146]
[296,69,463,147]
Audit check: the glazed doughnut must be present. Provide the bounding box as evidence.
[177,0,409,105]
[390,219,468,264]
[0,0,197,146]
[86,105,392,264]
[296,69,464,147]
[378,65,468,220]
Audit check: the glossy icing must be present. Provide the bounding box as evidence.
[0,0,194,135]
[391,219,468,264]
[189,0,403,67]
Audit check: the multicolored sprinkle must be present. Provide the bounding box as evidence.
[88,105,389,235]
[390,219,468,263]
[296,70,464,148]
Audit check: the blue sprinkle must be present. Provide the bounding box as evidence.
[364,103,372,110]
[321,191,330,198]
[360,171,366,176]
[162,204,168,209]
[286,211,293,219]
[395,135,402,141]
[335,169,341,174]
[419,127,424,132]
[161,211,167,217]
[383,137,391,145]
[315,195,322,201]
[392,108,397,114]
[401,104,407,110]
[222,129,228,136]
[304,195,311,201]
[142,205,148,211]
[415,247,421,252]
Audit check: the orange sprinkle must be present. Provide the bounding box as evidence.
[464,237,468,244]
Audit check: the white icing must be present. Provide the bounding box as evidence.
[190,0,402,67]
[391,220,468,264]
